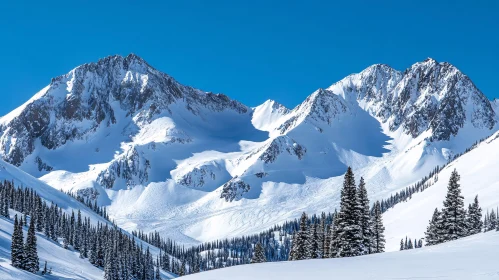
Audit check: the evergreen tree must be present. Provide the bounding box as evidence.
[332,167,363,257]
[370,201,385,253]
[487,209,497,231]
[289,212,311,260]
[11,215,24,268]
[357,177,371,254]
[155,266,161,280]
[316,213,325,258]
[400,239,404,251]
[323,223,331,258]
[24,216,39,273]
[310,223,319,259]
[251,242,267,263]
[465,195,483,235]
[425,208,443,245]
[484,210,489,232]
[440,170,467,241]
[179,259,186,276]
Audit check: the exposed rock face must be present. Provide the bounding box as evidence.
[220,177,251,202]
[35,156,53,172]
[327,58,496,141]
[97,146,150,189]
[258,136,306,163]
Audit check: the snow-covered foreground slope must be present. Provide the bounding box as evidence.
[384,130,499,250]
[181,231,499,280]
[0,216,103,280]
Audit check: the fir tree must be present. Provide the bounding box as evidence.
[425,208,443,245]
[155,266,162,280]
[179,259,186,276]
[484,210,489,232]
[357,177,371,254]
[487,209,497,231]
[370,201,385,253]
[465,195,483,235]
[440,169,467,241]
[323,224,331,258]
[251,242,267,263]
[11,215,24,268]
[24,216,39,273]
[289,212,311,260]
[316,213,325,258]
[332,167,363,257]
[310,224,319,259]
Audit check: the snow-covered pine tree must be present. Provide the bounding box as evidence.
[484,210,489,232]
[11,214,25,268]
[357,177,371,254]
[487,209,497,231]
[370,201,385,253]
[310,223,319,259]
[465,195,483,235]
[333,167,363,257]
[315,219,324,258]
[329,210,341,257]
[251,242,267,263]
[400,239,404,251]
[323,224,331,258]
[440,169,468,241]
[425,208,443,245]
[24,216,39,273]
[288,233,297,260]
[155,266,162,280]
[179,259,186,276]
[289,212,311,260]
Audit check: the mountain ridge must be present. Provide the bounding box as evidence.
[1,54,497,246]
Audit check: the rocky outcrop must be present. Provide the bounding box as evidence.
[220,177,251,202]
[97,146,150,189]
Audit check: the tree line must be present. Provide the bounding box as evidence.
[132,167,386,275]
[2,180,164,279]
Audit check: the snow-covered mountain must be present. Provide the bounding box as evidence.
[1,54,497,246]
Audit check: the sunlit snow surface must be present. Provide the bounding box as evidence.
[181,231,499,280]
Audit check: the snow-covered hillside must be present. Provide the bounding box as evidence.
[383,129,499,250]
[1,54,497,245]
[0,216,103,280]
[180,231,499,280]
[0,155,181,278]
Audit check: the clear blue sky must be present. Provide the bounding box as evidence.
[0,0,498,114]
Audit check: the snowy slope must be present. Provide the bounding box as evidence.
[0,158,176,279]
[1,54,496,246]
[180,231,499,280]
[0,215,103,280]
[383,129,499,251]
